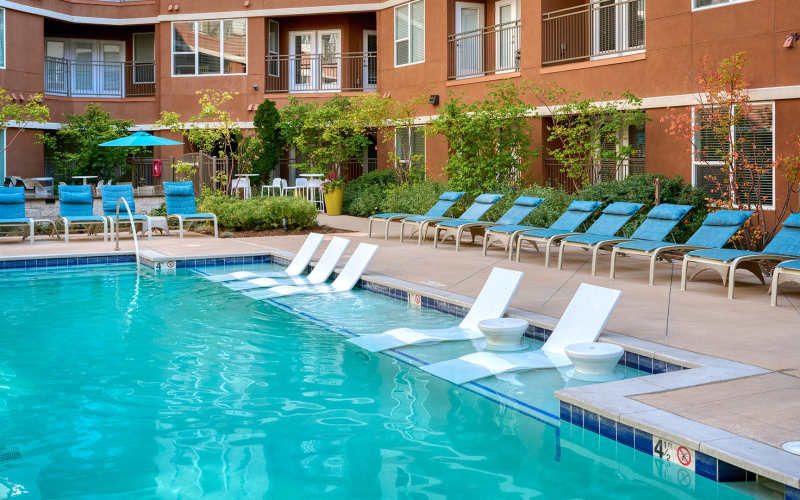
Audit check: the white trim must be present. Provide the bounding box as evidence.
[691,0,753,12]
[691,101,776,210]
[0,0,401,25]
[0,8,5,70]
[171,19,248,77]
[394,0,425,68]
[0,129,5,180]
[267,19,280,78]
[132,32,155,84]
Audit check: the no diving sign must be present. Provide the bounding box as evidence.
[653,437,695,471]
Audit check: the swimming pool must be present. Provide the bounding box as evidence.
[0,263,761,498]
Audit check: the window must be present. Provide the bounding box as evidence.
[693,103,774,207]
[395,127,426,173]
[592,0,645,59]
[693,0,751,10]
[133,33,155,84]
[595,124,646,182]
[0,9,5,69]
[394,0,425,66]
[268,20,280,77]
[172,19,247,76]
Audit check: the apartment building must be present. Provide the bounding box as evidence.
[0,0,797,210]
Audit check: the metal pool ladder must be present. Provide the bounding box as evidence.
[114,196,141,272]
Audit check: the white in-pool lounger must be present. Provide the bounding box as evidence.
[205,232,325,283]
[347,267,524,352]
[421,283,621,385]
[225,236,350,290]
[243,243,379,299]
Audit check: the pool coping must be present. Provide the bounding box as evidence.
[4,248,799,495]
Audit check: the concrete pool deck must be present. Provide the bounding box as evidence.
[2,214,799,490]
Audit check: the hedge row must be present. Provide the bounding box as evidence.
[198,195,317,231]
[343,172,708,243]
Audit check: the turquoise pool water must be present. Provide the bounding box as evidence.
[0,264,762,499]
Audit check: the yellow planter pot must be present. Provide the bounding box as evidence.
[323,186,344,215]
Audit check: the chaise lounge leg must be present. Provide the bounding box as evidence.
[178,217,184,240]
[680,257,690,291]
[455,228,463,252]
[384,220,391,240]
[649,253,659,286]
[368,218,374,238]
[609,247,619,279]
[771,268,781,306]
[29,221,34,245]
[63,218,70,243]
[212,216,219,238]
[557,243,566,270]
[590,245,602,276]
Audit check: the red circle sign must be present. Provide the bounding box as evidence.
[677,446,692,466]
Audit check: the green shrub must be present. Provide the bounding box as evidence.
[198,195,317,231]
[381,180,448,215]
[149,202,166,217]
[343,170,397,216]
[577,174,708,242]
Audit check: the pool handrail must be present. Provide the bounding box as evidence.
[114,196,140,272]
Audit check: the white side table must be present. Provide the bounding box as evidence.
[478,318,529,351]
[564,342,624,379]
[149,216,169,236]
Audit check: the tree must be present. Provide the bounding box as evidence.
[0,89,50,153]
[38,103,137,182]
[534,86,646,192]
[252,99,282,179]
[279,96,372,178]
[157,90,243,191]
[661,52,795,250]
[428,82,537,195]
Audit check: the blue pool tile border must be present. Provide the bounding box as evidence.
[560,401,759,486]
[175,254,272,268]
[0,254,136,269]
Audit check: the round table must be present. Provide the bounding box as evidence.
[72,175,98,185]
[478,318,529,351]
[299,173,324,179]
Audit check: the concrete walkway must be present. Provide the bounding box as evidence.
[2,214,799,454]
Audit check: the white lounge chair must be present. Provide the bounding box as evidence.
[225,236,349,290]
[421,283,621,385]
[243,243,378,300]
[348,267,524,352]
[205,233,325,283]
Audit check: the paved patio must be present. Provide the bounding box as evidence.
[2,214,799,458]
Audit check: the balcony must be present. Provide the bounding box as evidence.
[44,57,156,99]
[542,0,645,66]
[447,21,521,80]
[265,52,377,94]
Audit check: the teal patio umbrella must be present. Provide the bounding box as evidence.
[99,131,183,147]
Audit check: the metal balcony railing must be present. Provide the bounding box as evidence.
[44,57,156,98]
[447,20,521,79]
[265,52,377,93]
[542,0,645,66]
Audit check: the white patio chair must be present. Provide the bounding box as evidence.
[231,176,252,199]
[284,178,309,200]
[262,178,287,197]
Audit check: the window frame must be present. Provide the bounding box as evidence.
[0,8,5,70]
[132,32,156,84]
[394,0,425,68]
[268,19,280,78]
[692,0,753,12]
[691,101,775,209]
[171,19,248,77]
[394,126,426,176]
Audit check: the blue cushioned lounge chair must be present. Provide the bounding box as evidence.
[485,200,602,260]
[552,202,644,271]
[367,191,465,240]
[0,187,34,244]
[400,193,503,245]
[556,203,693,276]
[101,184,153,240]
[163,181,218,239]
[517,201,628,267]
[59,185,108,242]
[682,213,800,299]
[610,210,753,285]
[433,196,545,251]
